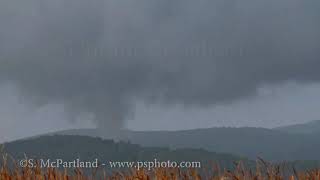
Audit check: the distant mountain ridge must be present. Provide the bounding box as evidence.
[273,120,320,134]
[30,122,320,161]
[1,135,249,170]
[2,135,320,172]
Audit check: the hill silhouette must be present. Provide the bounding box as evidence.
[38,125,320,161]
[1,135,250,170]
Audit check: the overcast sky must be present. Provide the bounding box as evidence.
[0,0,320,142]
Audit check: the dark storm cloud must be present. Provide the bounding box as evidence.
[0,0,319,130]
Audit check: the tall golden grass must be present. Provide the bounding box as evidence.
[1,157,320,180]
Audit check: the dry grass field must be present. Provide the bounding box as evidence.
[1,157,320,180]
